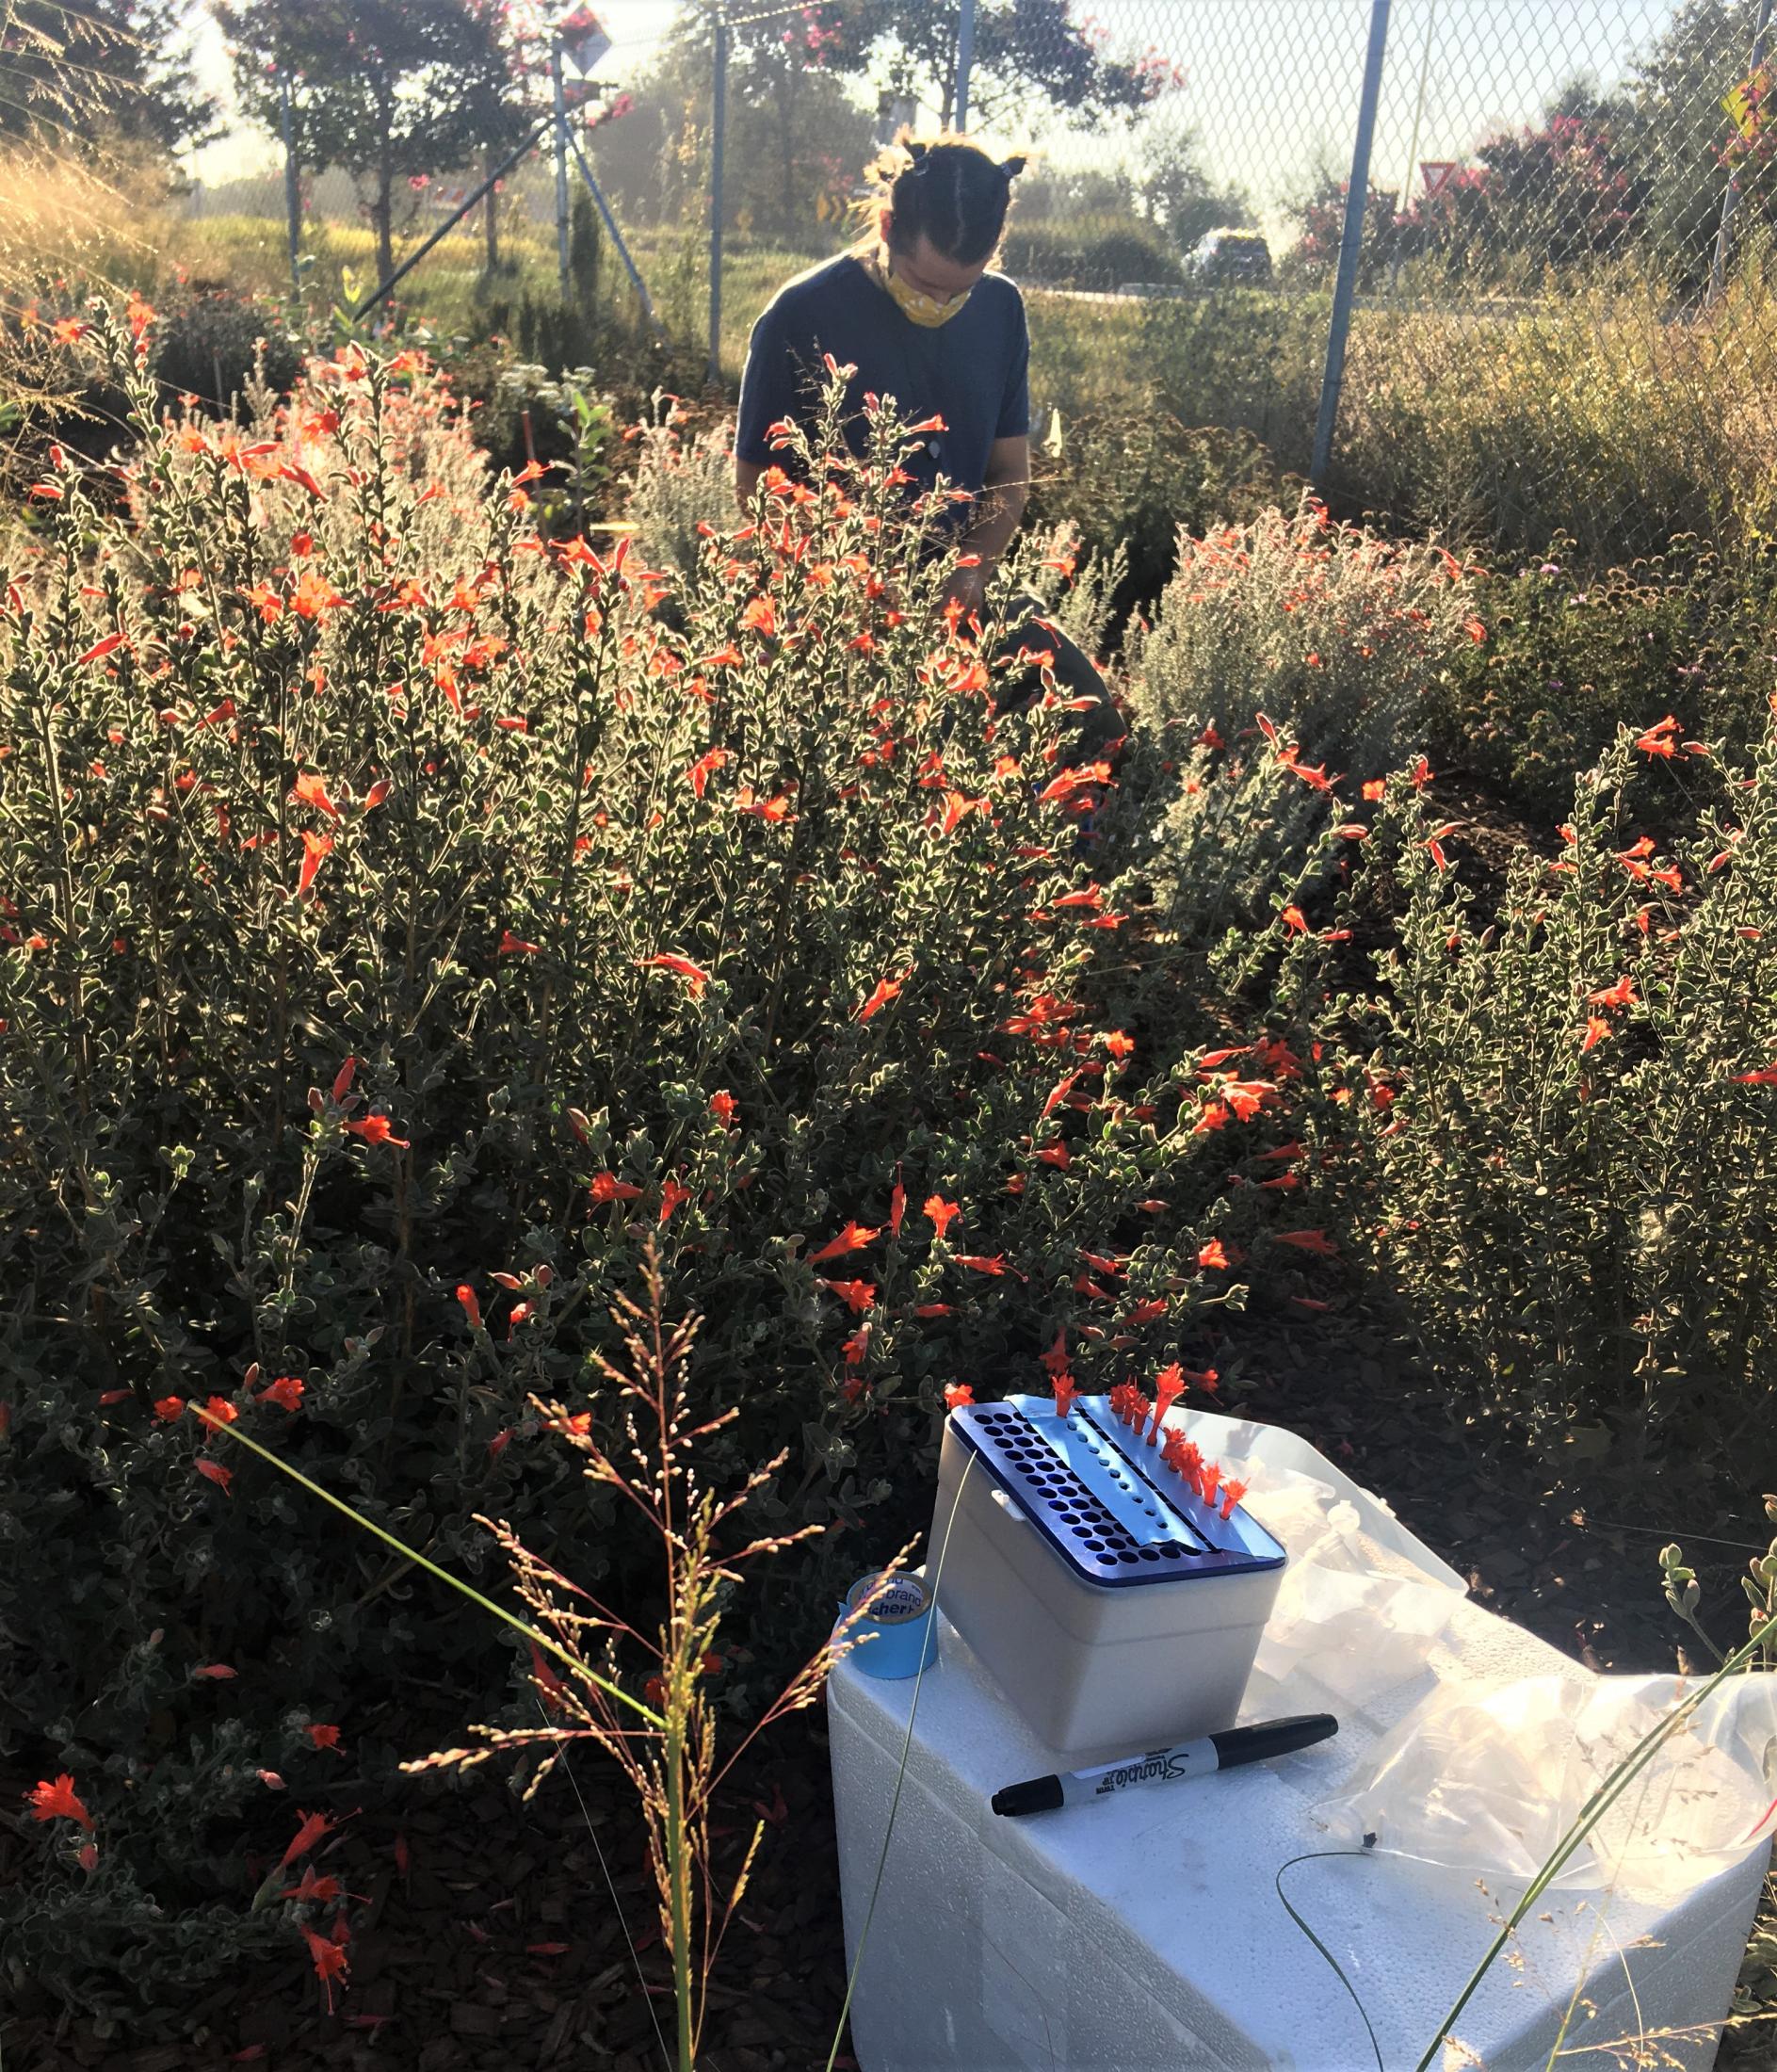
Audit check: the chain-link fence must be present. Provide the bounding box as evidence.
[928,0,1777,562]
[152,0,1777,564]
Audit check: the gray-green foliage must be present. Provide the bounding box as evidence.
[1322,722,1777,1474]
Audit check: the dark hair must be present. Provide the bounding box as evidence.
[864,131,1027,267]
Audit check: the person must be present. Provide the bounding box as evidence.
[734,134,1121,761]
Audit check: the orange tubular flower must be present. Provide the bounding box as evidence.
[345,1115,409,1147]
[296,830,332,897]
[292,771,341,819]
[303,1927,349,2015]
[810,1221,881,1263]
[955,1254,1021,1279]
[1149,1362,1186,1442]
[821,1278,876,1314]
[27,1773,95,1831]
[686,747,729,797]
[640,953,711,998]
[856,975,903,1021]
[1588,974,1637,1011]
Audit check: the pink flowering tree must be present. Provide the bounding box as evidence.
[218,0,517,284]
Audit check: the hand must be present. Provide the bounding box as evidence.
[938,561,987,625]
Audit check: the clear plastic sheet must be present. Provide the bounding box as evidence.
[1316,1666,1777,1902]
[1172,1409,1469,1721]
[1173,1411,1777,1902]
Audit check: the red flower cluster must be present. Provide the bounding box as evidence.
[1103,1384,1247,1519]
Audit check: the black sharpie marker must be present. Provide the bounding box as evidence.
[992,1713,1338,1818]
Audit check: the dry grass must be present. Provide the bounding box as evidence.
[1336,262,1777,562]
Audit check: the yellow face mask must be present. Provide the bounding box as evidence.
[866,247,973,328]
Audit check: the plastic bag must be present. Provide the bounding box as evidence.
[1314,1669,1777,1902]
[1173,1410,1470,1721]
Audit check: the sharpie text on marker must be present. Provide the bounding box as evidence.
[991,1713,1338,1818]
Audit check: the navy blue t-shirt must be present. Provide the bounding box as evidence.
[735,253,1029,519]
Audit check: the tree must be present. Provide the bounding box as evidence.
[460,0,554,275]
[218,0,513,284]
[0,0,218,154]
[1006,132,1247,260]
[1135,125,1252,251]
[795,0,1181,134]
[1282,168,1403,288]
[1408,93,1650,283]
[1284,88,1652,292]
[724,22,877,236]
[587,16,873,241]
[1629,0,1777,292]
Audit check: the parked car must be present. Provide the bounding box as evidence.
[1186,228,1274,285]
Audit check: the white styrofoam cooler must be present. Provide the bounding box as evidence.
[833,1414,1768,2072]
[931,1394,1287,1764]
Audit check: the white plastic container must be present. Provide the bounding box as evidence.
[835,1413,1767,2071]
[930,1393,1285,1764]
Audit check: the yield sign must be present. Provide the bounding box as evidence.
[557,5,611,75]
[1420,159,1459,198]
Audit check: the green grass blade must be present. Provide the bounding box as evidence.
[193,1407,663,1729]
[1414,1608,1777,2072]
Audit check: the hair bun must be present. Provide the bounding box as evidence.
[998,154,1027,179]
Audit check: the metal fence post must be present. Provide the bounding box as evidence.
[1310,0,1392,491]
[348,115,554,322]
[280,71,301,297]
[563,125,669,344]
[1708,0,1775,306]
[955,0,977,131]
[551,38,572,302]
[710,12,728,387]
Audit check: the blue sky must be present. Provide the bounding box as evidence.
[187,0,1703,232]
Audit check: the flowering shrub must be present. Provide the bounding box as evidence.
[1128,497,1480,771]
[1424,538,1775,817]
[1122,499,1478,938]
[1025,406,1284,612]
[624,394,739,579]
[149,285,303,418]
[0,312,1329,2012]
[1320,711,1777,1475]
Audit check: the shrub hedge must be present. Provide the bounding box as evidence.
[1,313,1333,2013]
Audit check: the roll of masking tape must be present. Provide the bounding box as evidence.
[839,1570,938,1679]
